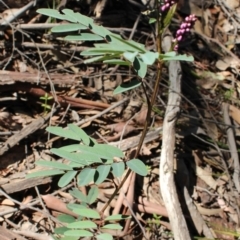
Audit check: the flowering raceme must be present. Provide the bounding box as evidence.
[173,14,197,51]
[161,0,178,12]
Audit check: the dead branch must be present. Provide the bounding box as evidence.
[160,35,191,240]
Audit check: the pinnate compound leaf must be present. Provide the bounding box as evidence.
[105,214,131,221]
[103,59,130,66]
[62,9,94,25]
[96,233,113,240]
[160,51,194,62]
[50,148,87,166]
[61,237,79,240]
[123,51,138,63]
[47,126,81,141]
[59,9,79,22]
[26,169,64,178]
[113,79,141,95]
[133,57,147,78]
[67,203,87,211]
[65,33,103,41]
[140,52,159,65]
[102,224,123,230]
[35,160,73,170]
[69,188,88,203]
[87,186,99,204]
[93,144,124,158]
[67,220,97,229]
[72,208,100,219]
[84,56,109,64]
[51,23,87,32]
[162,54,194,62]
[54,226,68,234]
[77,168,96,186]
[37,9,65,20]
[126,159,148,176]
[89,23,111,38]
[58,170,77,188]
[57,214,76,223]
[109,34,145,52]
[57,144,80,152]
[94,165,111,184]
[64,230,93,237]
[111,162,125,178]
[68,124,90,145]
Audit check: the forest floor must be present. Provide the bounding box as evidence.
[0,0,240,239]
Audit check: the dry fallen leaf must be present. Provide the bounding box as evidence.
[41,195,78,217]
[229,105,240,124]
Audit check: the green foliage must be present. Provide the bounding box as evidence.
[37,8,193,94]
[40,93,53,114]
[27,124,140,239]
[30,6,195,239]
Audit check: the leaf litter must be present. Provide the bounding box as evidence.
[0,0,240,239]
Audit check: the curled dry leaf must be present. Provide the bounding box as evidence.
[41,195,78,217]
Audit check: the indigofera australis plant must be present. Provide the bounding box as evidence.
[27,2,197,239]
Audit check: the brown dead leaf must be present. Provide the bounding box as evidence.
[105,122,136,135]
[41,195,78,217]
[229,105,240,124]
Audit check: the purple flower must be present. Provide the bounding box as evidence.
[160,0,178,12]
[173,14,197,51]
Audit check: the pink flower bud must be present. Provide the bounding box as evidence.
[177,35,182,41]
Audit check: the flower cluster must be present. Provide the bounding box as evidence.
[161,0,177,12]
[173,14,197,51]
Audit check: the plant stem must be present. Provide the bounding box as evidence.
[100,1,163,215]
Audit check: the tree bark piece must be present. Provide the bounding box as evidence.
[159,56,191,239]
